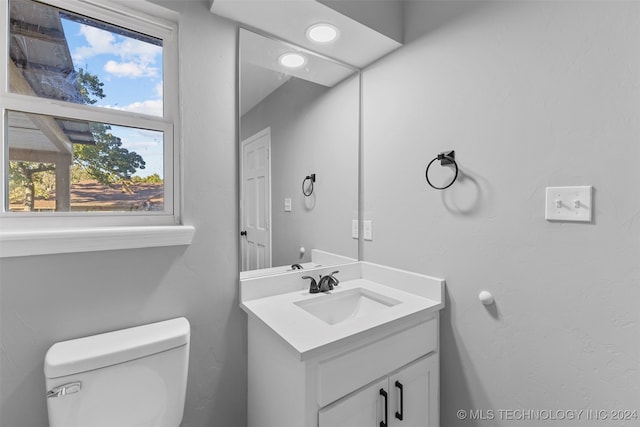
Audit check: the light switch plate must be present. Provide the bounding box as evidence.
[351,220,359,239]
[284,198,292,212]
[363,220,373,241]
[545,186,592,222]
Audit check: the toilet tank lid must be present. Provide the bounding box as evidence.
[44,317,190,379]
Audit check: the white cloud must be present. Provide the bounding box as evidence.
[122,140,161,151]
[72,24,161,79]
[103,99,163,117]
[72,26,116,62]
[135,129,163,140]
[104,60,158,78]
[154,82,163,97]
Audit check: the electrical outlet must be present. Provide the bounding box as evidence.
[352,220,359,239]
[284,198,292,212]
[364,220,373,241]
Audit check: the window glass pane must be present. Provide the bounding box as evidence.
[7,110,164,212]
[9,0,163,116]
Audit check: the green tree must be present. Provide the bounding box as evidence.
[73,68,146,185]
[77,68,105,104]
[8,162,55,210]
[132,173,162,184]
[74,123,145,186]
[9,68,146,210]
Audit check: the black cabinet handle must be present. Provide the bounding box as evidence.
[240,230,247,237]
[379,388,388,427]
[395,381,404,420]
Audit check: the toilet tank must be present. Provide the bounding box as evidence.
[44,317,190,427]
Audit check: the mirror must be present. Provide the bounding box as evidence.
[239,29,360,278]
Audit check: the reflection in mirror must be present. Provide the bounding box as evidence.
[239,29,360,278]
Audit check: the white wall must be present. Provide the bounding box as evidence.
[362,1,640,425]
[241,75,359,267]
[0,1,244,426]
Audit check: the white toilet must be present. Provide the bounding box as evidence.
[44,317,190,427]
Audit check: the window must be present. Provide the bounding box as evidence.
[0,0,191,257]
[7,111,166,212]
[1,0,179,227]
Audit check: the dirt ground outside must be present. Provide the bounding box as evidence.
[9,180,164,212]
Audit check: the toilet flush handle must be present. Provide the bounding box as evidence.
[46,381,81,398]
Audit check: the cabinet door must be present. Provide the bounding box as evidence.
[319,379,389,427]
[389,354,439,427]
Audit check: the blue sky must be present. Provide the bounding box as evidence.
[60,18,164,178]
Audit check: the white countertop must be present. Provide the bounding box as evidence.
[241,277,443,360]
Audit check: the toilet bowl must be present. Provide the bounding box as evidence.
[44,317,190,427]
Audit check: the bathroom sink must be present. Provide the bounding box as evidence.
[294,288,401,325]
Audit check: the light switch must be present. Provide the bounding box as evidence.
[284,198,292,212]
[545,186,592,222]
[352,220,359,239]
[364,220,373,241]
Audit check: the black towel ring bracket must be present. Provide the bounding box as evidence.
[302,173,316,196]
[425,150,458,190]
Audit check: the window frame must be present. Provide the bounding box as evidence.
[0,0,191,256]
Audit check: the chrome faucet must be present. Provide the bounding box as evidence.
[318,271,340,293]
[302,276,320,293]
[303,271,340,294]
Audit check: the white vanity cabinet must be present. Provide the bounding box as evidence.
[319,354,439,427]
[242,262,445,427]
[318,378,388,427]
[247,314,440,427]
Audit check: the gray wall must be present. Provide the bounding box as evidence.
[0,2,245,426]
[241,75,359,267]
[3,2,640,427]
[362,1,639,425]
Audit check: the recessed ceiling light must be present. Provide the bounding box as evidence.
[278,52,306,68]
[306,23,339,43]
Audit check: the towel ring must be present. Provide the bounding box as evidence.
[425,151,458,190]
[302,174,316,196]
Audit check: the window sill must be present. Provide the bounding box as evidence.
[0,225,195,258]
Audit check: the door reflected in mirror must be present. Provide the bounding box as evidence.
[239,29,360,277]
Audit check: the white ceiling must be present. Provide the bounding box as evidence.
[211,0,402,69]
